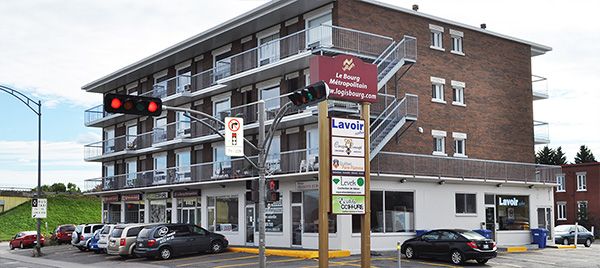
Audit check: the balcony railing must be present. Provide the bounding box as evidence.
[371,152,561,184]
[532,75,548,99]
[534,120,550,144]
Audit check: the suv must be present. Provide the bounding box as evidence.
[51,224,75,244]
[107,224,147,258]
[71,224,104,251]
[97,224,117,253]
[134,224,228,260]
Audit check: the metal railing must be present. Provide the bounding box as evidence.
[84,104,112,125]
[376,36,417,80]
[370,94,418,142]
[371,152,561,184]
[84,149,316,192]
[534,120,550,143]
[141,74,192,99]
[532,75,548,99]
[84,135,137,159]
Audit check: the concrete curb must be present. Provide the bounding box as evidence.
[228,247,351,259]
[546,245,576,249]
[498,246,528,253]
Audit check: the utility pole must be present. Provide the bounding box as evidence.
[257,101,267,267]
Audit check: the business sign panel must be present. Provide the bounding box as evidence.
[331,156,365,175]
[296,181,319,191]
[122,194,142,201]
[331,195,365,214]
[310,55,377,103]
[31,198,47,219]
[332,176,365,195]
[331,118,365,138]
[225,117,244,157]
[332,136,365,157]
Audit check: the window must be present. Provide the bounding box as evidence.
[126,124,137,148]
[176,111,191,137]
[305,127,318,169]
[455,193,476,214]
[176,151,191,182]
[153,75,168,98]
[422,231,441,241]
[306,12,332,47]
[103,164,115,190]
[153,117,167,143]
[450,29,464,54]
[207,196,239,232]
[176,69,191,93]
[304,190,336,233]
[577,201,588,220]
[104,128,115,153]
[352,191,415,233]
[266,134,281,173]
[213,47,231,81]
[451,80,465,106]
[557,202,566,220]
[432,130,446,156]
[260,86,280,112]
[577,173,587,191]
[258,32,280,66]
[153,154,167,185]
[431,77,445,103]
[429,24,444,50]
[556,175,566,192]
[213,98,231,122]
[452,132,467,157]
[125,160,137,187]
[497,195,530,230]
[212,143,231,177]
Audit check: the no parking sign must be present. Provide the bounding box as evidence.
[225,117,244,156]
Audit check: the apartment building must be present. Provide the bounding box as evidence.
[555,162,600,225]
[83,0,561,251]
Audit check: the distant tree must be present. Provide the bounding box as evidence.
[49,183,67,192]
[67,183,81,193]
[575,145,597,164]
[552,146,568,165]
[535,146,555,165]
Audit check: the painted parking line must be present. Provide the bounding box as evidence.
[488,261,523,268]
[150,251,239,264]
[176,255,257,267]
[212,257,305,268]
[497,255,556,266]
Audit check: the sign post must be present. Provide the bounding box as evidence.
[360,103,371,268]
[317,100,330,267]
[225,117,244,157]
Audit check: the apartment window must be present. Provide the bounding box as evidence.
[104,128,115,153]
[577,201,588,220]
[213,97,231,122]
[429,24,444,50]
[452,132,467,157]
[212,143,231,177]
[432,130,446,156]
[207,196,239,232]
[557,202,566,220]
[153,117,167,143]
[306,12,332,47]
[451,80,465,106]
[213,46,232,81]
[266,134,281,173]
[176,111,191,137]
[352,191,415,233]
[260,86,280,112]
[258,32,280,66]
[176,151,191,182]
[577,173,587,191]
[153,154,167,185]
[176,68,191,93]
[455,193,476,214]
[126,124,137,149]
[125,159,137,187]
[556,175,566,192]
[450,29,464,54]
[153,75,168,98]
[431,77,445,103]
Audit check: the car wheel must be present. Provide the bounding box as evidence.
[404,246,415,259]
[20,242,24,249]
[210,240,224,254]
[477,259,489,264]
[563,238,570,245]
[450,250,464,265]
[585,238,593,247]
[159,247,172,260]
[9,243,14,250]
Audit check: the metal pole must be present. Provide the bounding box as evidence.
[575,222,578,248]
[360,103,371,268]
[317,100,330,267]
[397,241,402,268]
[35,101,42,257]
[257,101,266,268]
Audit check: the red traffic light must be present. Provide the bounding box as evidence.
[104,94,162,116]
[148,101,159,113]
[267,179,279,191]
[110,98,122,109]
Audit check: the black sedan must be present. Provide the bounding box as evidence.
[401,229,497,265]
[134,224,228,260]
[554,225,594,247]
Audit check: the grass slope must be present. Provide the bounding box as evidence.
[0,195,101,241]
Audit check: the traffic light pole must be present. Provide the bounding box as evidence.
[257,101,267,268]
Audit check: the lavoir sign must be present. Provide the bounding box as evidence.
[310,55,378,103]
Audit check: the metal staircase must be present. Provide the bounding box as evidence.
[368,36,418,159]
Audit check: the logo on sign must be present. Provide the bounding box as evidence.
[332,195,365,214]
[332,137,364,157]
[310,55,377,103]
[331,156,365,175]
[342,58,355,71]
[332,176,365,195]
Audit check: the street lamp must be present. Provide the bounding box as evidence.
[0,85,43,257]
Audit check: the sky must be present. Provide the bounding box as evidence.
[0,0,598,189]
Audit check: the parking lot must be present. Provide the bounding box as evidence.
[3,243,600,268]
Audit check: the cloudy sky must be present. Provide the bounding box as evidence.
[1,0,598,189]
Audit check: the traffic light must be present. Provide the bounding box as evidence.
[266,179,280,202]
[245,179,259,203]
[104,93,162,116]
[288,81,328,107]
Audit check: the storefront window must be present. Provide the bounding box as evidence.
[497,195,529,230]
[208,196,239,232]
[125,203,140,223]
[265,194,283,232]
[108,204,121,223]
[177,198,197,224]
[455,193,476,214]
[352,191,414,233]
[303,190,337,233]
[149,200,167,223]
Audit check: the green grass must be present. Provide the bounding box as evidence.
[0,195,101,241]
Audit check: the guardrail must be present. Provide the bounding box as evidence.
[534,120,550,143]
[532,75,548,99]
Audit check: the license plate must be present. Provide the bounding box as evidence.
[483,244,489,249]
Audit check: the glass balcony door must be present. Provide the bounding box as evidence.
[306,12,332,48]
[258,33,280,66]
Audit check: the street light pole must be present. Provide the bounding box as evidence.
[257,101,267,268]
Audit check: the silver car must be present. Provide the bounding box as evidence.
[107,224,148,257]
[97,224,117,253]
[71,224,104,251]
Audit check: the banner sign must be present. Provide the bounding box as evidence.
[310,55,378,103]
[122,194,142,201]
[173,190,201,198]
[31,198,47,219]
[332,136,365,157]
[331,195,365,214]
[225,117,244,157]
[331,156,365,175]
[331,118,365,138]
[331,176,365,195]
[103,195,119,203]
[146,191,169,200]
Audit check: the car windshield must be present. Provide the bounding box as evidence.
[555,225,572,232]
[63,226,75,232]
[111,228,124,238]
[101,226,111,234]
[137,228,152,239]
[75,225,83,233]
[458,230,486,240]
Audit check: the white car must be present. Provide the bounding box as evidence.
[97,224,117,253]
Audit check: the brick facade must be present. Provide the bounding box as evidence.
[555,163,600,225]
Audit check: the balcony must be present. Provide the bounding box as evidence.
[532,75,549,100]
[534,120,550,144]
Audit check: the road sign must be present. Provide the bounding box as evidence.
[331,176,365,195]
[225,117,244,156]
[331,195,365,214]
[31,198,47,219]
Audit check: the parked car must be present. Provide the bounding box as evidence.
[554,224,594,247]
[9,231,45,250]
[401,229,497,265]
[88,229,102,253]
[134,224,228,260]
[71,223,104,251]
[97,224,117,253]
[107,224,147,258]
[50,224,76,244]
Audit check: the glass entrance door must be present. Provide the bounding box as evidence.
[537,207,552,240]
[292,204,303,247]
[485,206,496,240]
[246,205,255,244]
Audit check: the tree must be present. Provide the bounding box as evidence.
[67,183,81,193]
[575,145,597,164]
[552,146,567,165]
[535,146,555,165]
[49,183,67,193]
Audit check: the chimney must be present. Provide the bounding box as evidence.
[412,4,419,11]
[480,23,487,29]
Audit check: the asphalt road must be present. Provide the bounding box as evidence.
[2,242,600,268]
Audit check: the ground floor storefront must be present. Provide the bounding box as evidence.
[99,175,555,252]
